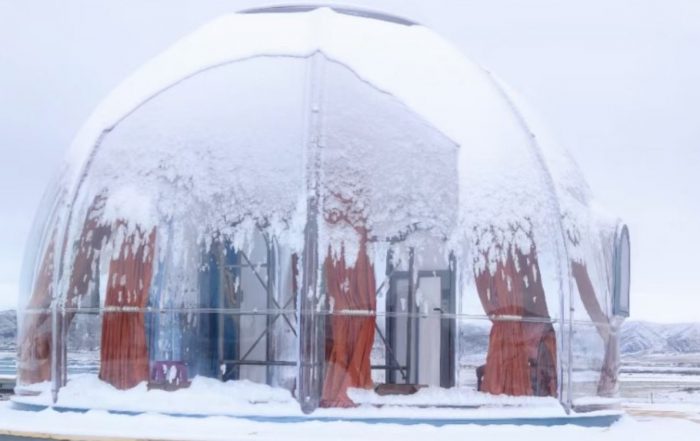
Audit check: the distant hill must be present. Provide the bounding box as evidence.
[620,321,700,355]
[0,310,15,350]
[459,320,700,357]
[0,309,99,352]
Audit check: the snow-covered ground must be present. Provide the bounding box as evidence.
[2,369,699,440]
[3,347,700,438]
[2,363,700,439]
[0,401,698,441]
[13,373,571,421]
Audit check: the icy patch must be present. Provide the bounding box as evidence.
[102,185,156,230]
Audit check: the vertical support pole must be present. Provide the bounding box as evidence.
[61,309,68,387]
[384,249,394,383]
[298,51,325,414]
[298,209,322,413]
[216,244,225,381]
[566,274,574,413]
[406,248,417,384]
[553,250,574,413]
[265,236,276,385]
[50,299,59,404]
[231,245,241,381]
[440,253,457,388]
[49,218,65,404]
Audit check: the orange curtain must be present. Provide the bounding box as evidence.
[18,197,110,385]
[65,199,111,310]
[571,261,617,395]
[475,247,557,397]
[320,236,376,407]
[17,235,56,385]
[99,223,156,390]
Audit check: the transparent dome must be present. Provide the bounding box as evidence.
[15,6,630,419]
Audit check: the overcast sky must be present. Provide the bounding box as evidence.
[0,0,698,322]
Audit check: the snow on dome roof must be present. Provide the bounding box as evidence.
[48,6,610,281]
[65,6,498,171]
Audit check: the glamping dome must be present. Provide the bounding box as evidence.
[16,6,630,420]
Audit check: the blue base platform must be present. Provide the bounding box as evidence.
[10,401,622,428]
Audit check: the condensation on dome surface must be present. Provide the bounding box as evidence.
[15,6,630,420]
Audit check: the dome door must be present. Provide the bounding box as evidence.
[384,252,456,388]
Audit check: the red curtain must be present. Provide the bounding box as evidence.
[571,261,617,395]
[17,234,55,385]
[65,199,111,309]
[475,247,557,397]
[320,225,376,407]
[99,223,156,390]
[18,197,110,386]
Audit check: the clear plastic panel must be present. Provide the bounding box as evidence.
[22,226,300,404]
[16,172,67,391]
[313,57,462,407]
[316,241,563,408]
[569,321,614,409]
[321,56,460,250]
[77,56,308,251]
[24,308,299,413]
[568,219,621,404]
[15,48,621,415]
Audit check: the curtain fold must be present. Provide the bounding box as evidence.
[18,197,110,386]
[475,246,557,397]
[320,233,376,407]
[99,223,156,390]
[571,261,617,395]
[17,234,55,385]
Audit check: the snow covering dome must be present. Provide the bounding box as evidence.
[16,6,630,418]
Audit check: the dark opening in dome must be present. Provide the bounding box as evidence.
[239,4,418,26]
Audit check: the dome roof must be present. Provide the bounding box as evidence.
[45,7,602,267]
[16,6,629,416]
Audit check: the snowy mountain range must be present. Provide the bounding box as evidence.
[620,321,700,355]
[1,309,699,355]
[458,320,700,357]
[0,310,15,350]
